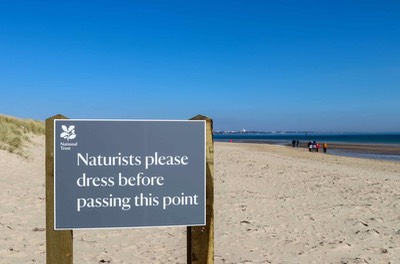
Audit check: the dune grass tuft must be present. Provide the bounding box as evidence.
[0,114,44,157]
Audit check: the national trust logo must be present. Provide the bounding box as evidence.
[59,124,78,150]
[60,125,77,141]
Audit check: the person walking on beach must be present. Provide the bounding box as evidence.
[323,142,328,153]
[296,139,299,148]
[292,139,296,148]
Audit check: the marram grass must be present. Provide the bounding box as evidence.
[0,115,44,157]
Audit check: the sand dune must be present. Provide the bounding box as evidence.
[1,137,399,263]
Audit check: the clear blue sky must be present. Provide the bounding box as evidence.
[1,0,399,132]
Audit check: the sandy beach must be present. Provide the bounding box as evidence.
[1,136,400,263]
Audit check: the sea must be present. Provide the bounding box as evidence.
[214,132,400,161]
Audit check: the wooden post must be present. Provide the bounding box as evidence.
[187,115,214,264]
[45,114,73,264]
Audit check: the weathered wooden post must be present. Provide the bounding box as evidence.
[188,115,214,264]
[45,114,73,264]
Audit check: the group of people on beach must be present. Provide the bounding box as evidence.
[292,139,328,153]
[307,141,328,153]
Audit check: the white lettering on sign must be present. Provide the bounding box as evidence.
[118,172,165,187]
[77,153,141,166]
[77,194,131,212]
[145,152,189,169]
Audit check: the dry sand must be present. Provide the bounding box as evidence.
[1,137,400,263]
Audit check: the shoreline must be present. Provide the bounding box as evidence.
[218,139,400,161]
